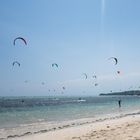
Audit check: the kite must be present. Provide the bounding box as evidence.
[82,73,88,79]
[12,61,20,67]
[108,57,118,65]
[62,86,66,90]
[92,75,97,79]
[117,71,120,74]
[13,37,27,46]
[52,63,58,68]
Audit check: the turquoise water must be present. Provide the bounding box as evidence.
[0,96,140,129]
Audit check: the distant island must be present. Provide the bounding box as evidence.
[99,90,140,96]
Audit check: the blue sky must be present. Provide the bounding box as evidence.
[1,0,140,96]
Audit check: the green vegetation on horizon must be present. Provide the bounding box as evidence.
[100,90,140,96]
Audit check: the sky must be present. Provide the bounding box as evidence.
[1,0,140,96]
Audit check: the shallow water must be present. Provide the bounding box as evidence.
[0,96,140,129]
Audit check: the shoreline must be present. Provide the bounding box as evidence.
[6,112,140,140]
[1,110,140,140]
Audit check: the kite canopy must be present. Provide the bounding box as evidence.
[92,75,97,79]
[95,83,98,86]
[41,82,45,85]
[117,71,120,74]
[62,86,66,90]
[12,61,20,67]
[13,37,27,46]
[108,57,118,65]
[52,63,58,68]
[24,80,28,83]
[82,73,88,79]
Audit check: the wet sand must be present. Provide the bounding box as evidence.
[8,114,140,140]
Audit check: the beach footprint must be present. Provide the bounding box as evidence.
[72,136,82,140]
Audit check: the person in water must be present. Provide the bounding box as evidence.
[118,99,121,108]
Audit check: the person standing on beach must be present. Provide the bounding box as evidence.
[118,99,121,108]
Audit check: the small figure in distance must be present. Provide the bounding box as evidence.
[118,99,121,108]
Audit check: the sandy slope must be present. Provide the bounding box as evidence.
[9,114,140,140]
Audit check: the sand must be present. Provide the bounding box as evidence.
[8,114,140,140]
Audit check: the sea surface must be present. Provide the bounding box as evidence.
[1,96,140,139]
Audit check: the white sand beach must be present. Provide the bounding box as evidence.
[9,114,140,140]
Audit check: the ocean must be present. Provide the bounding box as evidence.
[1,96,140,139]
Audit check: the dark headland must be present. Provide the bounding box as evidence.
[99,90,140,96]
